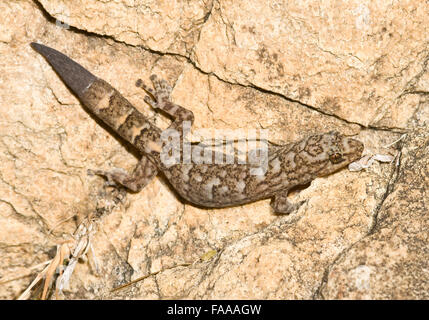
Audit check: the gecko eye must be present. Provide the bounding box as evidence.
[329,152,344,164]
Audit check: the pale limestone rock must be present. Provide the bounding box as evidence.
[0,0,427,299]
[192,0,428,128]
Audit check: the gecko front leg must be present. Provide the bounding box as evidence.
[136,75,194,132]
[270,192,306,214]
[89,155,158,192]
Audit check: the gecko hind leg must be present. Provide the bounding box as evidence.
[88,156,158,192]
[270,192,306,214]
[136,75,194,131]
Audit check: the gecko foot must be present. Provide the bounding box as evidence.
[87,156,158,193]
[88,167,149,193]
[270,194,306,214]
[136,75,194,127]
[136,74,172,110]
[88,168,129,190]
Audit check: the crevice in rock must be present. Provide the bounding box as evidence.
[367,151,403,236]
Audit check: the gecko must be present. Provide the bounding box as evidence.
[30,42,364,214]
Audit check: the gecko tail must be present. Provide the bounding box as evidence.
[30,42,97,99]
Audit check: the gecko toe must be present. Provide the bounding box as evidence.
[144,95,158,108]
[160,79,172,92]
[136,79,155,94]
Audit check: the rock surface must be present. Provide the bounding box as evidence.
[0,0,427,299]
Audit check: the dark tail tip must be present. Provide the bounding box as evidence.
[30,42,97,99]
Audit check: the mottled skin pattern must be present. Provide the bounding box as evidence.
[31,43,364,214]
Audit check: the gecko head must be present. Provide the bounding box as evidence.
[301,131,364,177]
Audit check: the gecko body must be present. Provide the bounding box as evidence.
[31,43,363,214]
